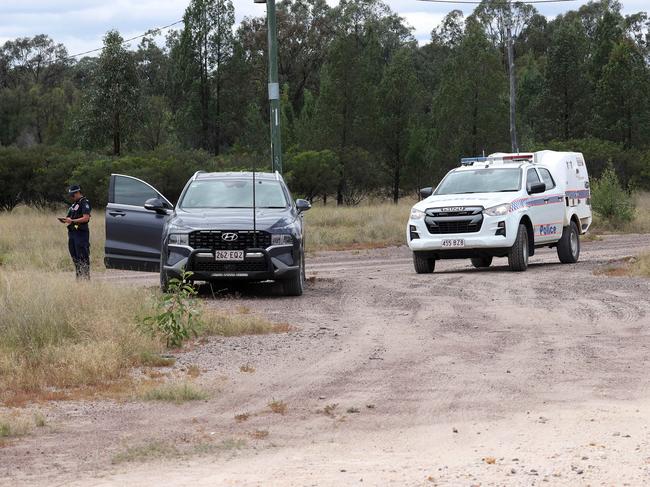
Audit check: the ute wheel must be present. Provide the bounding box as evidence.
[508,224,529,272]
[557,221,580,264]
[413,252,435,274]
[282,253,305,296]
[471,256,493,268]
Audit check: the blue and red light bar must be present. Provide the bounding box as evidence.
[460,153,534,166]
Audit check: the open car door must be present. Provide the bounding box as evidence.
[104,174,173,271]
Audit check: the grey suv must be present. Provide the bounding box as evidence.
[104,171,311,296]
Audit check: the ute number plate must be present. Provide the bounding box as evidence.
[441,239,465,247]
[215,250,245,261]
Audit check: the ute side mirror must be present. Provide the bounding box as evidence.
[296,199,311,212]
[144,197,170,214]
[419,187,433,199]
[528,182,546,195]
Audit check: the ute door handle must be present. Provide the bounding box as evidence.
[108,210,126,217]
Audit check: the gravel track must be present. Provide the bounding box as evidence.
[2,234,650,486]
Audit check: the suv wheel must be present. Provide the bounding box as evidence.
[508,224,529,271]
[160,270,170,292]
[282,252,305,296]
[557,221,580,264]
[413,252,435,274]
[471,256,493,268]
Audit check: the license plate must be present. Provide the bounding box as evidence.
[441,239,465,247]
[214,250,244,261]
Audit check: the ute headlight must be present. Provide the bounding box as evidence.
[484,203,511,216]
[168,233,189,246]
[410,208,426,220]
[271,234,293,246]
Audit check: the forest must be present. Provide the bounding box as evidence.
[0,0,649,210]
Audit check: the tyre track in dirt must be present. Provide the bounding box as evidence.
[3,234,650,486]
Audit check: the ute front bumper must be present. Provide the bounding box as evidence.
[406,213,519,256]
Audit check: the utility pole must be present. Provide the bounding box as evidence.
[506,0,519,153]
[254,0,282,173]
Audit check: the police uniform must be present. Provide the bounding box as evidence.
[67,191,92,278]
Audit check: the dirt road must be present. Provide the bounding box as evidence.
[3,234,650,486]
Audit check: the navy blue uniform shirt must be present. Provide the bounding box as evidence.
[67,196,91,232]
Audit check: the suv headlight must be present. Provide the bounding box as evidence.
[484,203,510,216]
[168,233,189,246]
[410,208,426,220]
[271,234,293,246]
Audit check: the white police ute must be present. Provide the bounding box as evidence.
[407,151,592,273]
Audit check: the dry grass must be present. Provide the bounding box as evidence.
[594,253,650,278]
[138,381,209,404]
[111,440,179,464]
[0,270,161,402]
[591,192,650,234]
[111,437,246,464]
[201,311,292,337]
[239,364,256,373]
[234,412,250,423]
[305,201,413,251]
[0,206,105,272]
[250,429,269,439]
[268,399,287,415]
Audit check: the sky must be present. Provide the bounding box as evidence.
[0,0,648,56]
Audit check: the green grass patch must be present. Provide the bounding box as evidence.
[139,381,209,403]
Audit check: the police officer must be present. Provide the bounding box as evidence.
[61,185,92,279]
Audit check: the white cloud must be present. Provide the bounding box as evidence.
[1,0,648,56]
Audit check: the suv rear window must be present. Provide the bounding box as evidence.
[180,179,288,209]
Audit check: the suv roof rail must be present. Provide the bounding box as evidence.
[192,170,205,179]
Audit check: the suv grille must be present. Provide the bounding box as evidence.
[189,230,271,250]
[425,207,483,234]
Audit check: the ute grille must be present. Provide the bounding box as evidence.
[425,207,483,234]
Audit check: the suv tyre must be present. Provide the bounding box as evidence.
[508,224,529,271]
[557,221,580,264]
[282,252,305,296]
[413,252,436,274]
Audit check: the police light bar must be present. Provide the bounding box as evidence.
[502,153,534,162]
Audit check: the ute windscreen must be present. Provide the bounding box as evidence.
[180,179,288,209]
[435,168,522,195]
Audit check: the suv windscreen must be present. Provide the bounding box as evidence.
[179,179,288,209]
[435,168,522,195]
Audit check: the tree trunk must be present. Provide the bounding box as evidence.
[393,159,400,204]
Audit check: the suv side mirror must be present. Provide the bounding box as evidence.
[296,199,311,212]
[528,182,546,195]
[419,187,433,199]
[144,197,170,214]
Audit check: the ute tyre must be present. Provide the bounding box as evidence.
[508,224,529,272]
[557,221,580,264]
[413,252,435,274]
[471,256,493,268]
[282,253,305,297]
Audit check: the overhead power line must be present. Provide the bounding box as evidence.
[58,18,184,63]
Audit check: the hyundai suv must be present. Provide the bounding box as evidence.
[104,171,311,296]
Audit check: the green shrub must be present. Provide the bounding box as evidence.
[591,161,635,226]
[139,272,202,348]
